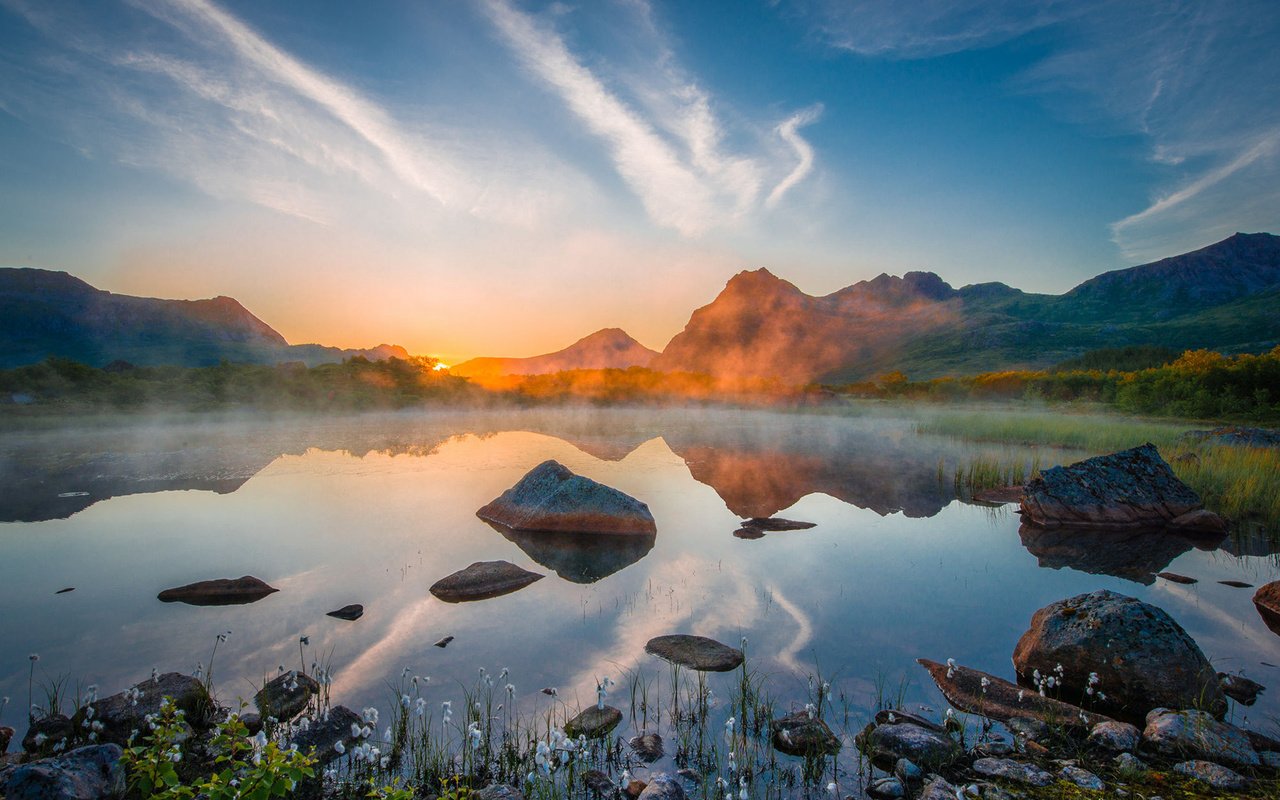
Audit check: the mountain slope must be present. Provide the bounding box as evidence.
[0,268,408,368]
[451,328,658,379]
[655,232,1280,383]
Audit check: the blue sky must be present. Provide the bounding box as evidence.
[1,0,1277,359]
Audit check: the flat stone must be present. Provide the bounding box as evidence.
[971,758,1053,787]
[856,721,959,769]
[157,576,277,606]
[254,671,319,722]
[1142,708,1258,768]
[636,773,685,800]
[477,460,656,535]
[732,527,766,540]
[738,517,816,531]
[2,744,124,800]
[429,561,543,603]
[918,776,958,800]
[918,659,1112,731]
[1219,580,1253,588]
[629,732,663,762]
[645,635,743,672]
[867,776,905,799]
[1088,720,1141,753]
[565,706,622,740]
[1059,765,1104,791]
[894,758,923,784]
[88,673,213,745]
[771,712,841,758]
[1114,752,1146,774]
[1157,572,1197,584]
[1012,590,1227,722]
[326,604,364,621]
[288,705,361,765]
[1172,760,1248,791]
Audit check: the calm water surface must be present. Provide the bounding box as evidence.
[2,407,1278,752]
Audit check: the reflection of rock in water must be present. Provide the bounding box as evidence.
[1218,527,1280,558]
[1018,523,1224,585]
[486,521,656,583]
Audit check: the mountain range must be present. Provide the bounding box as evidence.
[0,268,407,369]
[4,232,1278,379]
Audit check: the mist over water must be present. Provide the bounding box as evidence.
[1,407,1277,750]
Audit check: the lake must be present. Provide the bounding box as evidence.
[1,406,1277,778]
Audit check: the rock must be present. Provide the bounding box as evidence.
[565,706,622,740]
[970,741,1013,757]
[1157,572,1197,584]
[0,726,12,753]
[917,659,1113,731]
[254,671,319,722]
[1142,708,1258,767]
[645,635,744,672]
[582,770,614,794]
[867,776,905,799]
[1114,752,1146,774]
[771,712,841,757]
[87,673,213,745]
[1168,509,1227,534]
[289,705,361,765]
[157,576,278,606]
[971,758,1053,787]
[1172,760,1248,791]
[1059,765,1104,791]
[1219,580,1253,588]
[624,780,647,799]
[1011,590,1227,721]
[429,561,543,602]
[2,744,124,800]
[1005,716,1052,744]
[475,785,525,800]
[1087,720,1141,753]
[636,773,685,800]
[326,604,364,621]
[477,460,656,535]
[971,486,1024,504]
[1218,673,1265,705]
[55,588,74,594]
[1254,581,1280,636]
[674,769,702,787]
[918,776,958,800]
[875,709,945,732]
[22,716,74,755]
[732,527,766,540]
[434,636,454,648]
[855,721,959,769]
[894,758,923,784]
[1247,729,1280,754]
[240,713,262,735]
[1019,444,1222,531]
[1262,751,1280,770]
[1182,426,1280,448]
[738,517,816,531]
[629,732,663,762]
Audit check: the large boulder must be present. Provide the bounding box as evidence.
[645,635,744,672]
[855,720,959,769]
[1,744,124,800]
[429,561,543,602]
[1012,590,1226,722]
[477,460,656,535]
[1019,444,1225,532]
[1141,708,1259,768]
[88,673,213,745]
[157,576,278,606]
[564,706,622,740]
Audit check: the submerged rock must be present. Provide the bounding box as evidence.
[565,706,622,740]
[0,744,124,800]
[636,774,685,800]
[254,671,319,722]
[1172,760,1249,791]
[1019,444,1224,531]
[429,561,543,603]
[1218,672,1265,705]
[629,732,664,762]
[645,635,744,672]
[477,460,656,535]
[917,659,1113,731]
[771,712,841,757]
[326,604,364,621]
[157,576,278,606]
[1011,590,1227,722]
[88,673,212,745]
[1142,708,1258,768]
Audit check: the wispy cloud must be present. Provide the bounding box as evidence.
[790,0,1280,261]
[481,0,822,236]
[767,104,823,209]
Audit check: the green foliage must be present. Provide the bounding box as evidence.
[1053,345,1180,372]
[122,698,315,800]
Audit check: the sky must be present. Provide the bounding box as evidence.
[1,0,1278,362]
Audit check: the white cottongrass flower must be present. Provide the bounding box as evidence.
[362,707,379,725]
[334,741,345,755]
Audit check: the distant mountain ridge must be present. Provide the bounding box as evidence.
[451,328,658,380]
[653,232,1280,382]
[0,268,408,368]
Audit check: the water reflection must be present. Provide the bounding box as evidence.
[1018,523,1225,585]
[486,522,657,583]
